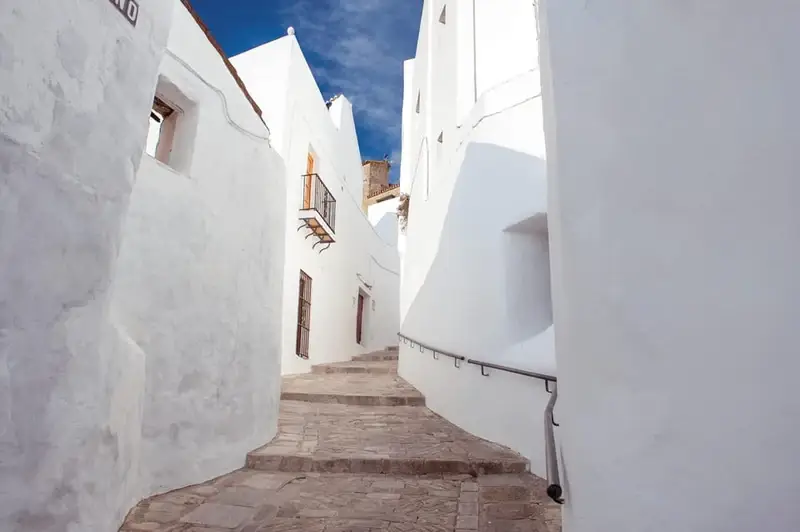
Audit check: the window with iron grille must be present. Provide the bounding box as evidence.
[296,270,312,359]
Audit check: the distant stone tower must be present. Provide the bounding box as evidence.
[362,159,399,211]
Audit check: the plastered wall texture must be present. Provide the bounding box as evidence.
[0,0,172,530]
[0,0,289,530]
[112,0,287,498]
[398,0,553,475]
[540,1,800,530]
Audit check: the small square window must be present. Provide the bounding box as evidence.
[146,96,179,167]
[439,4,447,24]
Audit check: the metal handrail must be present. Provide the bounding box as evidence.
[465,359,556,383]
[397,333,466,368]
[397,332,564,504]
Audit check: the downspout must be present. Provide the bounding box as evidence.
[544,382,564,504]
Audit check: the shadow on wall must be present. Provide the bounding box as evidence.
[402,142,549,360]
[503,213,552,343]
[373,212,399,247]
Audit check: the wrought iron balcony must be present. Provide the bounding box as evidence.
[298,173,336,252]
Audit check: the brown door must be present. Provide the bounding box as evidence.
[296,271,312,359]
[356,293,365,345]
[304,153,314,209]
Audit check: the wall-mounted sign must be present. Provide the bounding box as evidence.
[109,0,140,27]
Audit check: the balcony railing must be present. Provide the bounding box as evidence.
[301,173,336,231]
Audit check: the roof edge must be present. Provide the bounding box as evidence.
[179,0,265,125]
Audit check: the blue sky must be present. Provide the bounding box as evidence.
[190,0,423,181]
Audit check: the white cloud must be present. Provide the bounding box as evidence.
[280,0,420,161]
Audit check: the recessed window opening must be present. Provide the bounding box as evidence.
[439,4,447,24]
[415,91,421,114]
[145,96,179,166]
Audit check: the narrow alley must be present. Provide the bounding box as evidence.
[120,348,561,531]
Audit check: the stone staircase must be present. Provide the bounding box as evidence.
[310,359,398,374]
[120,347,561,531]
[248,351,527,476]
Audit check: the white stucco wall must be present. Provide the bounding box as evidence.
[368,197,400,248]
[398,0,553,475]
[233,37,400,376]
[539,1,800,531]
[0,1,171,530]
[225,37,292,154]
[111,0,286,497]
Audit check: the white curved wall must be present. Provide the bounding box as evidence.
[540,1,800,530]
[112,0,287,497]
[0,0,171,530]
[398,0,554,475]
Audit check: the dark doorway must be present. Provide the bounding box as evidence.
[356,293,365,345]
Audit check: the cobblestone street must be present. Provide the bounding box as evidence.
[120,349,561,531]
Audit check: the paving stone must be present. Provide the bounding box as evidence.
[372,479,405,489]
[123,523,161,531]
[123,472,559,531]
[120,349,561,532]
[484,519,552,532]
[311,360,398,374]
[180,503,257,528]
[254,519,326,532]
[282,373,424,406]
[457,515,479,530]
[352,350,400,362]
[158,491,206,506]
[141,502,186,524]
[239,472,295,490]
[246,401,528,476]
[459,502,479,515]
[484,502,539,520]
[209,486,273,507]
[366,492,401,500]
[460,492,478,503]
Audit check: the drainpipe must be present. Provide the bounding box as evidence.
[544,382,563,504]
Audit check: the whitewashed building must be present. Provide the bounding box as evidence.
[113,0,287,500]
[398,0,553,476]
[1,0,288,528]
[539,1,800,530]
[232,34,400,376]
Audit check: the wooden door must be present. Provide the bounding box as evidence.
[356,293,365,345]
[304,152,314,209]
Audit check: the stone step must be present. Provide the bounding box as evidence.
[352,351,399,362]
[121,471,562,532]
[246,401,529,476]
[311,360,397,375]
[281,373,425,406]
